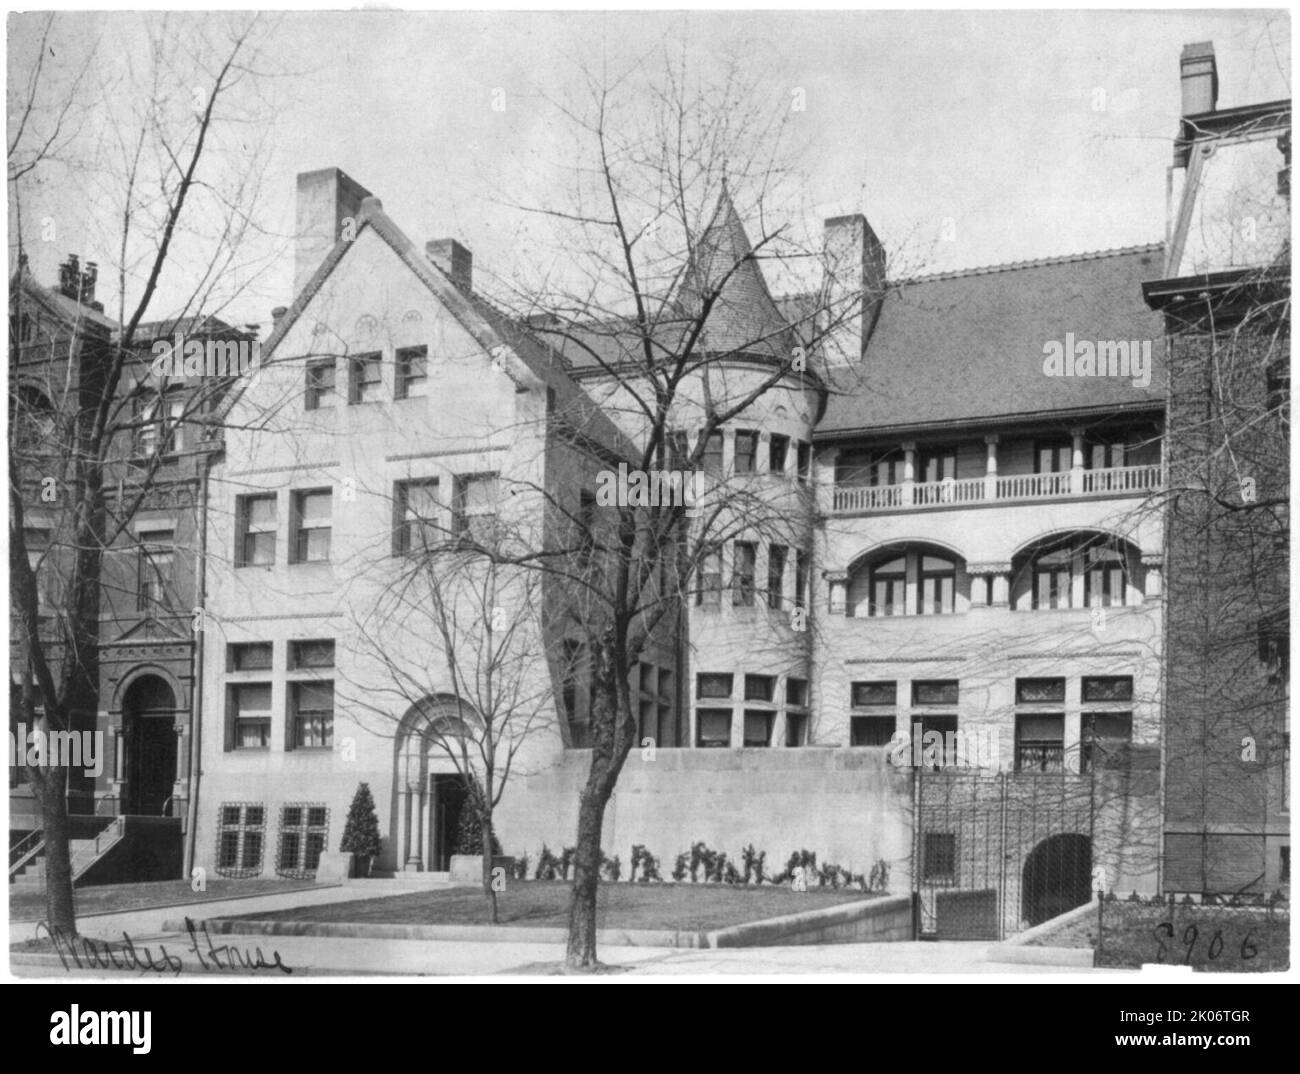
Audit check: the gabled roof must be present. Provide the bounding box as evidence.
[241,197,635,461]
[131,315,248,344]
[682,187,794,362]
[816,244,1168,439]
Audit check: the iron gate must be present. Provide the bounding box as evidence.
[914,770,1097,940]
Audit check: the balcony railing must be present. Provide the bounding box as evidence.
[830,464,1162,515]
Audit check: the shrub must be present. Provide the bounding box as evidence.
[338,783,382,860]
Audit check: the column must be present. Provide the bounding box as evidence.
[1141,554,1163,600]
[901,441,916,507]
[984,434,999,500]
[1070,428,1086,494]
[819,446,841,513]
[990,566,1011,608]
[414,781,427,871]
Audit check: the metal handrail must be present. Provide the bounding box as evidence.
[9,829,45,876]
[69,816,125,880]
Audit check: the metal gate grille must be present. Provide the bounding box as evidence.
[915,771,1096,940]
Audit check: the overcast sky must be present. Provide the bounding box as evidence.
[7,7,1291,331]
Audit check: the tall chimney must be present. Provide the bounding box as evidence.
[294,168,373,296]
[426,239,473,292]
[1180,42,1218,117]
[821,214,886,368]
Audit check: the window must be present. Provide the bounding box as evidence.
[922,832,957,882]
[786,714,808,747]
[305,359,336,410]
[136,530,174,612]
[228,642,272,672]
[1015,714,1065,773]
[744,675,774,702]
[452,473,499,546]
[794,550,810,612]
[696,673,733,699]
[277,805,329,879]
[237,494,277,567]
[396,345,428,399]
[696,708,731,748]
[1032,547,1073,609]
[786,678,808,708]
[667,429,691,470]
[911,713,958,766]
[136,393,185,457]
[743,710,773,747]
[767,545,787,609]
[1016,678,1065,704]
[1080,712,1132,773]
[699,544,723,606]
[734,430,758,474]
[292,681,334,748]
[919,555,955,615]
[229,684,271,749]
[785,677,809,747]
[1082,676,1133,703]
[919,447,956,484]
[852,681,897,707]
[870,555,906,616]
[1035,440,1071,473]
[394,478,442,554]
[869,449,905,487]
[732,541,757,606]
[851,715,896,746]
[912,681,958,707]
[290,639,334,670]
[348,352,382,404]
[1085,546,1127,607]
[769,434,789,475]
[1088,440,1126,470]
[291,489,332,563]
[702,431,724,475]
[796,441,812,483]
[23,526,51,613]
[215,804,265,878]
[577,490,597,559]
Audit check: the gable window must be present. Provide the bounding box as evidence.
[229,683,271,750]
[769,434,789,475]
[291,489,332,563]
[305,359,336,410]
[137,529,175,611]
[348,352,382,404]
[216,804,265,878]
[277,805,328,879]
[452,473,499,546]
[394,478,442,554]
[734,430,758,474]
[291,682,333,749]
[237,494,277,567]
[396,345,428,399]
[870,555,907,616]
[732,541,757,606]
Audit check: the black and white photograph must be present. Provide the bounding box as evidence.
[3,1,1292,1017]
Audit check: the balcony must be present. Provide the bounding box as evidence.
[830,464,1163,515]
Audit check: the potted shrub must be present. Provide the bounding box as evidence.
[339,782,382,877]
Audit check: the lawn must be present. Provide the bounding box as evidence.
[228,881,874,931]
[9,878,324,922]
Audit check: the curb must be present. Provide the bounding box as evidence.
[985,944,1096,967]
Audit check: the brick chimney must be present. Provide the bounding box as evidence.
[820,214,886,368]
[426,238,473,292]
[1180,42,1218,117]
[294,167,373,296]
[58,254,80,300]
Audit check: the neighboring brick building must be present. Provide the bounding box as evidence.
[1143,44,1290,894]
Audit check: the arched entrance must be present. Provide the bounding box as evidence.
[121,675,178,816]
[392,695,480,872]
[1021,833,1092,927]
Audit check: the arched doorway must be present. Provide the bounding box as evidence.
[1021,833,1092,927]
[392,695,480,872]
[121,675,178,816]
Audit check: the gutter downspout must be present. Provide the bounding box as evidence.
[183,452,210,877]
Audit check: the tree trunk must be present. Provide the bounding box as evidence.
[565,777,610,968]
[481,812,499,924]
[35,765,77,934]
